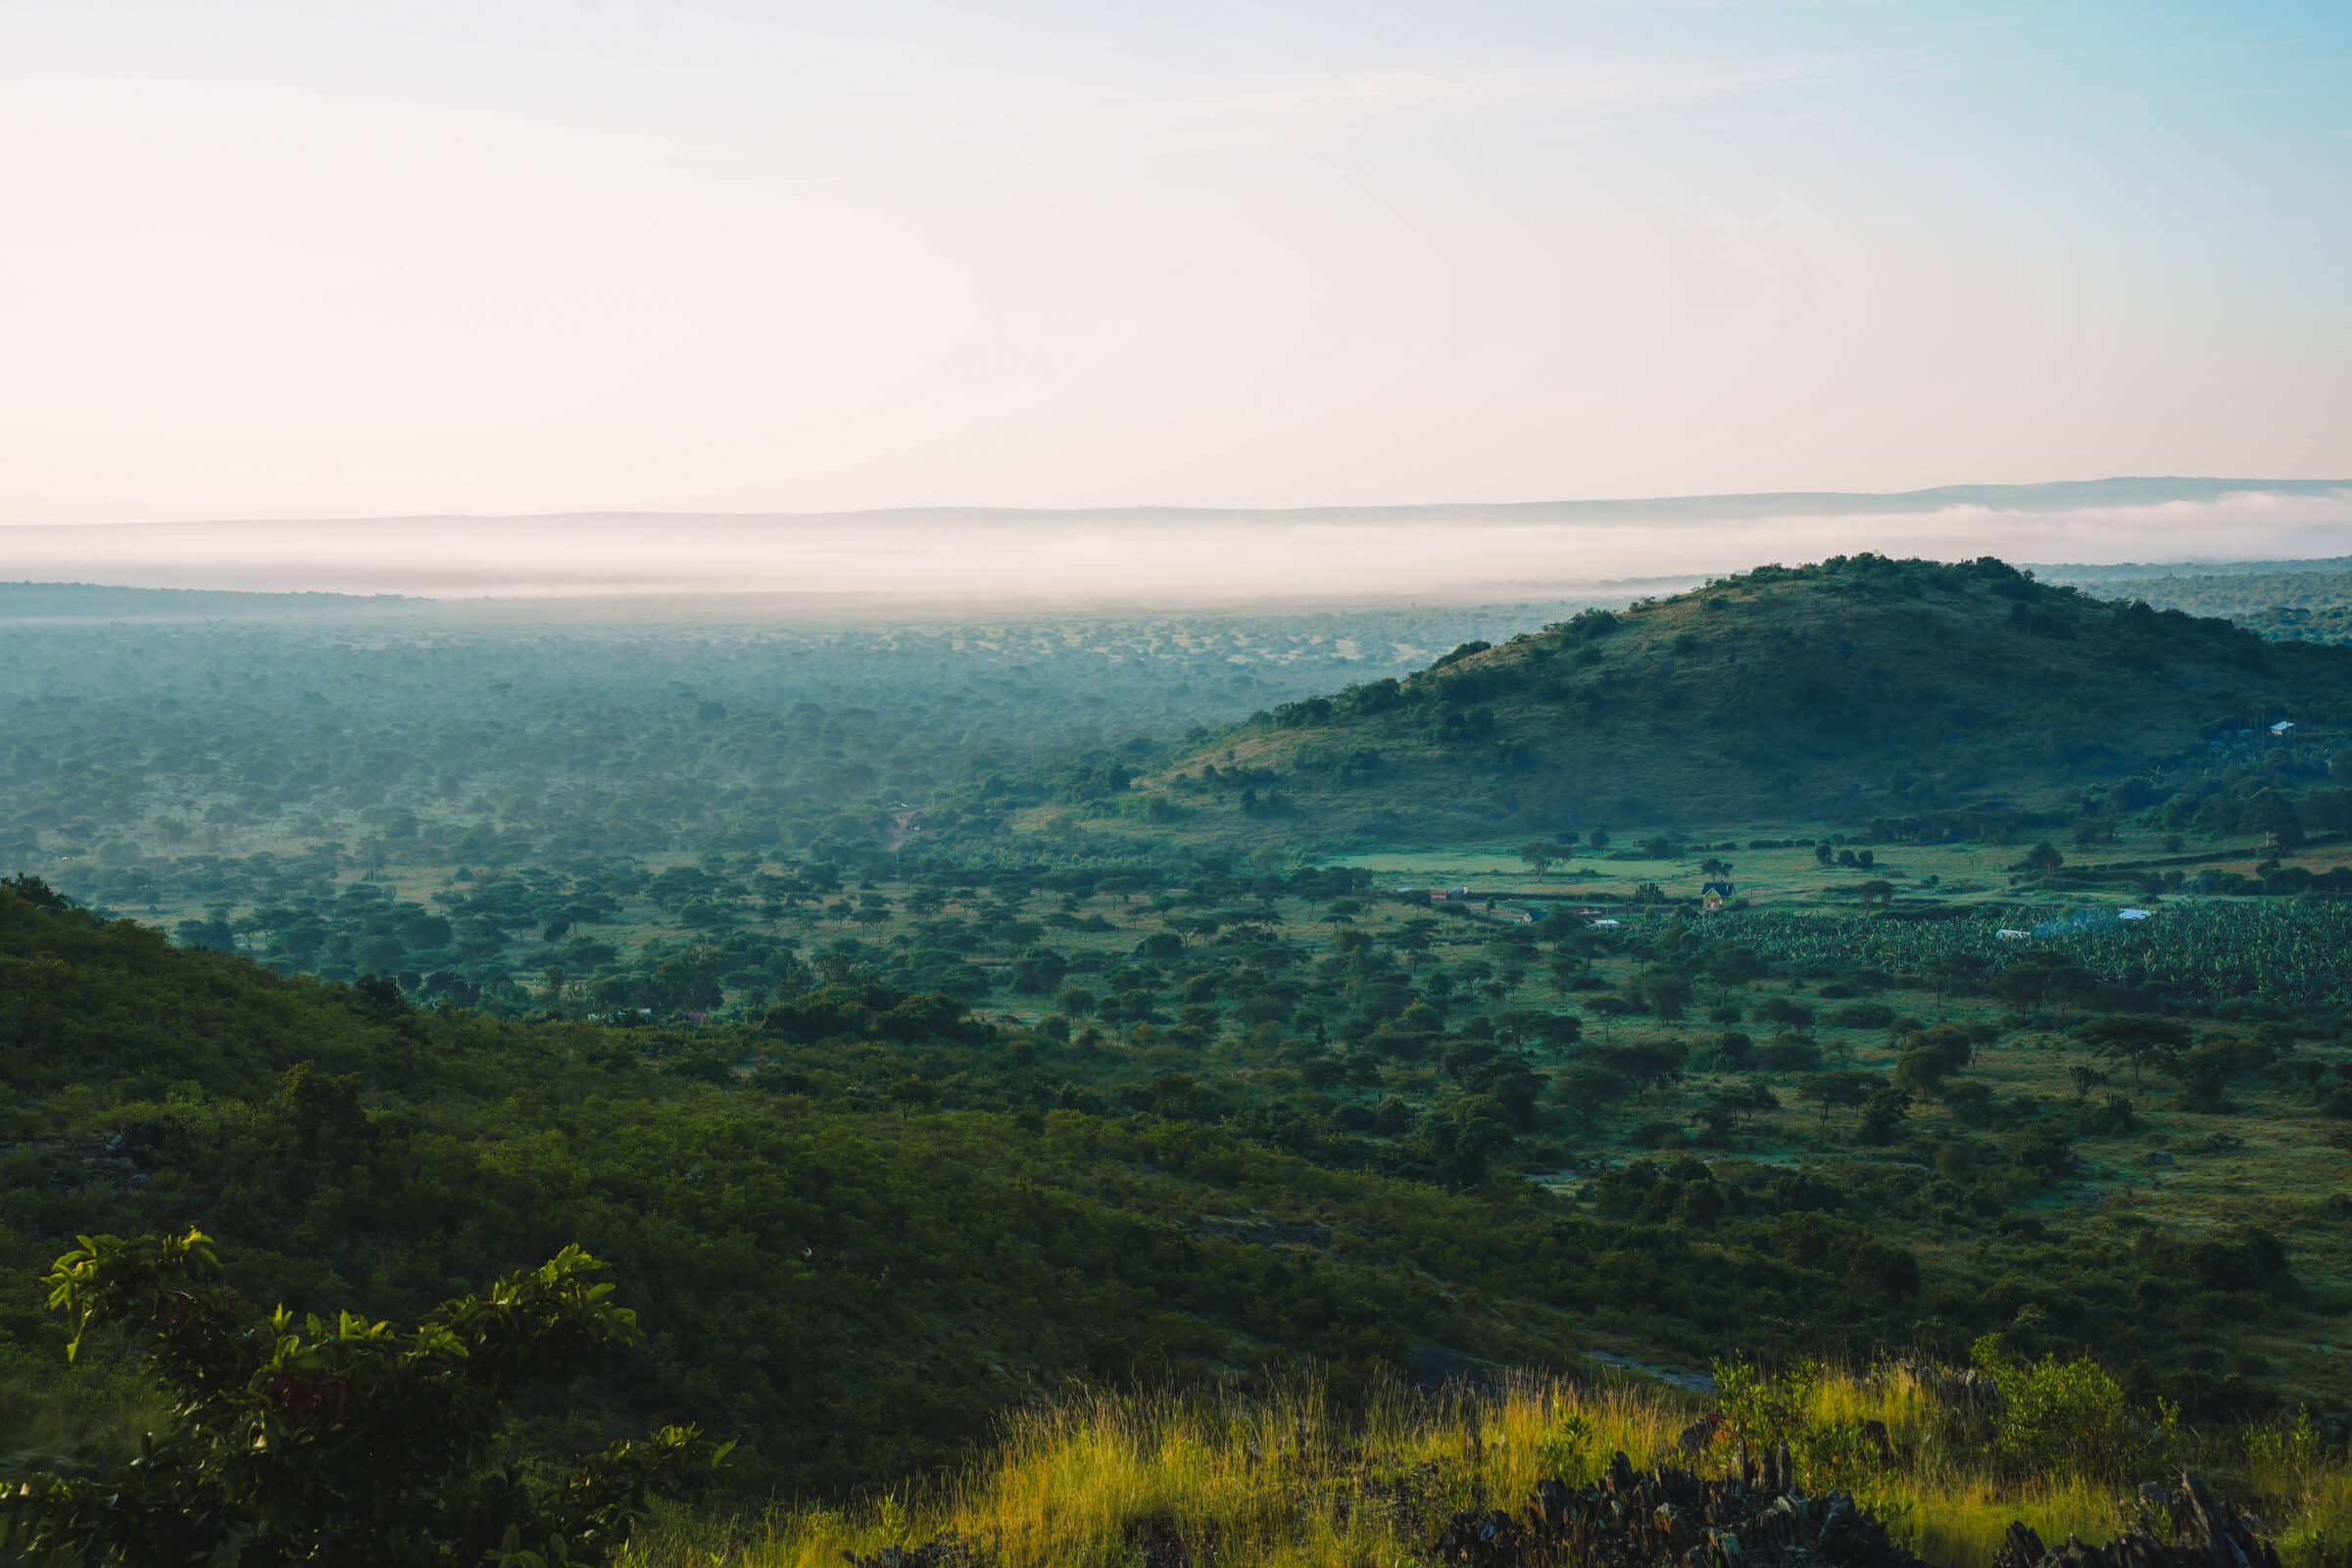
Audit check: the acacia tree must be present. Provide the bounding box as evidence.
[2079,1013,2192,1086]
[1801,1070,1881,1127]
[0,1230,728,1567]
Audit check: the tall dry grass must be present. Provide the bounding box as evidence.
[624,1366,2350,1568]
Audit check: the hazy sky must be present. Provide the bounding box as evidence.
[4,0,2348,526]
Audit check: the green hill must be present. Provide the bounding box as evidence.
[1152,555,2352,840]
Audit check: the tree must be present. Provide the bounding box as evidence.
[2017,842,2066,875]
[885,1075,942,1119]
[2240,788,2305,851]
[2078,1014,2191,1086]
[1892,1025,1973,1093]
[1597,1041,1684,1101]
[1493,1007,1580,1054]
[1554,1062,1629,1131]
[1412,1095,1514,1189]
[1518,842,1559,879]
[1800,1070,1880,1126]
[1858,1086,1912,1146]
[2169,1039,2242,1112]
[0,1230,727,1566]
[1,873,69,910]
[1856,878,1895,909]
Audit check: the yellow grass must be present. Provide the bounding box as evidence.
[623,1368,2352,1568]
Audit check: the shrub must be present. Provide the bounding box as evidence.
[0,1230,728,1566]
[1534,1410,1600,1483]
[1969,1335,2171,1483]
[1712,1355,1821,1454]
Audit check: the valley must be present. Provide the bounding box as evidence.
[4,557,2351,1565]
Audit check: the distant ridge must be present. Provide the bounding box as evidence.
[0,581,422,620]
[17,475,2348,532]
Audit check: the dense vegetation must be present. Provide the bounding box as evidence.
[4,555,2350,1562]
[2042,563,2352,648]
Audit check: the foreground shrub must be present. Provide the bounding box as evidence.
[0,1229,729,1566]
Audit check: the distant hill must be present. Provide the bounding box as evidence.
[1151,555,2352,837]
[0,581,421,620]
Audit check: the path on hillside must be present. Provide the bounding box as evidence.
[887,807,926,853]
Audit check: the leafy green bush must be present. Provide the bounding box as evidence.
[0,1230,728,1567]
[1969,1334,2172,1483]
[1712,1355,1821,1454]
[1533,1409,1599,1483]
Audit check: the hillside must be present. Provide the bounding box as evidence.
[1148,556,2352,840]
[0,878,1949,1496]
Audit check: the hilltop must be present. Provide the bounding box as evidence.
[1146,555,2352,839]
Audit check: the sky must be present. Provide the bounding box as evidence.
[2,0,2348,534]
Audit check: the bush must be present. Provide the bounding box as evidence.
[0,1230,728,1566]
[1712,1355,1821,1453]
[1533,1410,1600,1483]
[1969,1335,2172,1483]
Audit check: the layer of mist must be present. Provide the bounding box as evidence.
[3,479,2346,604]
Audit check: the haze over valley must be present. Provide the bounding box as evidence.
[9,477,2350,602]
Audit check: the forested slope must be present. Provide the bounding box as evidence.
[1151,556,2352,840]
[4,876,2315,1499]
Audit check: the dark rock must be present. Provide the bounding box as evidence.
[1430,1455,2276,1568]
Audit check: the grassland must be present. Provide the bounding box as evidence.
[622,1365,2352,1568]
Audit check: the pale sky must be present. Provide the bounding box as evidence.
[3,0,2348,527]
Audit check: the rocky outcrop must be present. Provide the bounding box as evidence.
[1991,1474,2279,1568]
[1428,1453,2276,1568]
[1430,1446,1923,1568]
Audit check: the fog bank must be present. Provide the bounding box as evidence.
[4,481,2346,604]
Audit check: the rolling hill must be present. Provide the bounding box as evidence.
[1147,555,2352,839]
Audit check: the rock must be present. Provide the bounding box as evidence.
[1677,1412,1726,1456]
[1429,1462,2277,1568]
